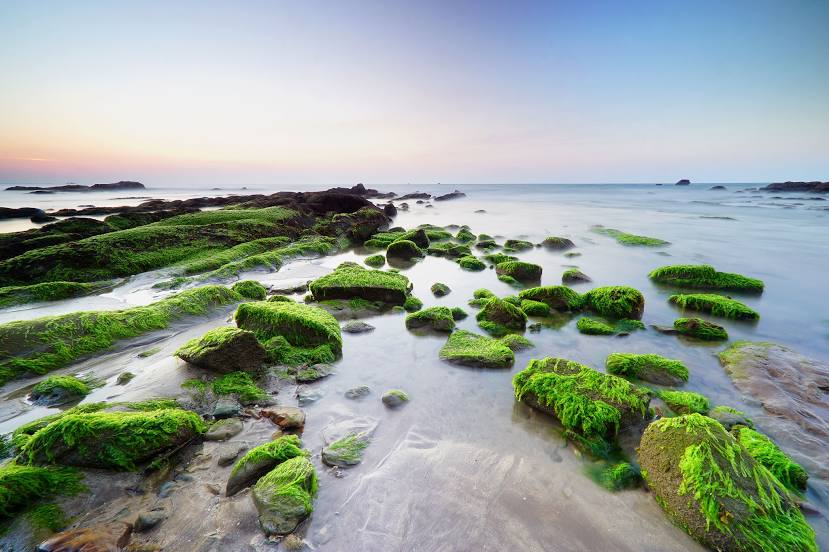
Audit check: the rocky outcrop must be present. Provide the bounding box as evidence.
[175,327,266,373]
[675,179,691,185]
[434,190,466,201]
[7,181,145,192]
[761,181,829,193]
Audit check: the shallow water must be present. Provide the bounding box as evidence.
[2,183,828,550]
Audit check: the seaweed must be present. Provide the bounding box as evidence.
[674,317,728,340]
[648,264,764,293]
[669,293,759,320]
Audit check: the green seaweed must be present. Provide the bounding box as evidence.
[476,298,527,336]
[0,463,85,520]
[591,226,669,246]
[309,263,411,305]
[576,317,616,335]
[669,293,759,320]
[235,301,342,356]
[518,286,584,311]
[31,375,91,398]
[582,286,644,320]
[733,426,808,493]
[649,264,764,293]
[231,435,307,477]
[674,317,728,341]
[403,295,423,312]
[439,330,514,368]
[363,254,385,268]
[212,371,270,404]
[496,261,542,282]
[457,256,486,271]
[0,281,100,309]
[589,461,643,491]
[231,280,268,300]
[430,282,450,296]
[520,299,551,317]
[503,239,534,251]
[606,353,688,382]
[660,389,710,415]
[405,307,455,332]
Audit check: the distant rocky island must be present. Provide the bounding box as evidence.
[760,181,829,193]
[675,179,691,186]
[5,180,145,192]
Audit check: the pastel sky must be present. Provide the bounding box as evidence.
[1,0,827,186]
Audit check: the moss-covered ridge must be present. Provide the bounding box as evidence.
[674,317,728,341]
[0,285,242,386]
[0,463,85,521]
[669,293,759,320]
[0,281,105,309]
[309,263,411,305]
[649,264,764,293]
[513,357,650,437]
[638,414,816,552]
[591,226,669,246]
[606,353,688,385]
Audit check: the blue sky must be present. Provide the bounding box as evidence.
[0,0,827,185]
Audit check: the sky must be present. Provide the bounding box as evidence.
[0,0,827,186]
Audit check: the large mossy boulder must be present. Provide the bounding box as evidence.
[386,239,424,260]
[29,375,91,407]
[439,330,515,369]
[518,286,583,312]
[512,357,650,437]
[226,435,307,496]
[231,280,268,300]
[308,263,411,305]
[476,298,527,336]
[396,229,430,249]
[252,456,318,536]
[605,353,688,386]
[175,326,266,373]
[582,286,645,320]
[495,261,542,282]
[669,293,759,320]
[639,414,816,552]
[405,307,455,332]
[22,409,205,470]
[648,264,764,293]
[732,426,808,494]
[674,317,728,340]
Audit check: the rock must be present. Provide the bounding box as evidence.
[383,203,397,217]
[476,298,527,335]
[430,282,451,296]
[561,269,591,283]
[308,263,411,305]
[345,385,370,399]
[260,406,306,430]
[341,320,375,333]
[605,353,688,386]
[252,457,318,535]
[296,363,332,383]
[381,389,409,408]
[582,286,645,320]
[708,405,753,431]
[760,181,829,193]
[709,185,727,190]
[386,239,424,260]
[405,306,455,332]
[675,179,691,185]
[495,261,542,282]
[719,342,829,482]
[439,330,515,369]
[205,418,244,441]
[674,317,728,340]
[541,236,575,250]
[226,435,306,496]
[212,398,242,419]
[134,507,168,532]
[116,372,135,385]
[0,207,46,219]
[434,190,466,201]
[322,431,371,467]
[518,286,583,312]
[37,522,133,552]
[650,323,679,335]
[30,213,57,223]
[639,414,816,551]
[29,375,90,407]
[397,192,431,200]
[217,445,246,467]
[296,386,324,406]
[175,327,266,373]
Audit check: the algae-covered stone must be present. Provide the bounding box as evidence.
[732,426,808,493]
[450,307,468,320]
[495,261,542,282]
[439,330,515,369]
[364,254,385,268]
[29,375,91,407]
[582,286,644,320]
[518,286,583,312]
[342,320,375,334]
[576,317,616,335]
[709,405,753,431]
[562,268,591,284]
[226,435,307,496]
[673,317,728,340]
[0,463,85,521]
[520,299,550,317]
[541,236,575,250]
[649,264,764,293]
[176,326,266,373]
[252,456,318,535]
[231,280,268,300]
[659,389,709,415]
[512,357,650,437]
[591,226,669,246]
[503,239,533,251]
[396,229,430,249]
[322,432,370,467]
[23,408,205,470]
[386,239,424,260]
[669,293,759,320]
[455,227,476,243]
[605,353,688,386]
[403,295,423,312]
[308,263,410,305]
[483,252,517,265]
[457,256,486,271]
[205,418,244,441]
[498,333,533,351]
[430,282,451,296]
[296,363,332,383]
[405,307,455,332]
[381,389,409,408]
[476,298,527,336]
[638,414,815,552]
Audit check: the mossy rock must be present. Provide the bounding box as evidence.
[562,268,591,284]
[450,307,468,320]
[309,263,411,305]
[22,408,205,470]
[226,435,307,496]
[674,317,728,340]
[495,261,542,282]
[576,317,616,335]
[405,307,455,332]
[732,426,808,493]
[363,254,385,268]
[582,286,644,320]
[520,299,550,317]
[475,239,498,250]
[176,326,266,373]
[267,295,293,303]
[669,293,759,320]
[638,414,816,552]
[605,353,688,386]
[709,405,754,431]
[430,282,450,297]
[518,286,583,312]
[457,256,486,271]
[498,333,533,351]
[231,280,268,300]
[659,390,710,415]
[649,264,764,293]
[29,375,91,407]
[386,239,424,260]
[503,239,534,251]
[395,229,430,249]
[403,295,423,312]
[476,298,527,336]
[427,242,472,258]
[455,228,476,243]
[591,226,669,246]
[321,432,370,467]
[0,281,102,309]
[0,463,85,521]
[541,236,575,250]
[252,456,318,536]
[512,357,651,437]
[483,252,517,265]
[439,330,514,368]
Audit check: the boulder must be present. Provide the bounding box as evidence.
[476,298,527,336]
[541,236,575,250]
[495,261,542,282]
[260,406,306,430]
[341,320,375,333]
[518,286,583,311]
[252,457,318,535]
[386,239,424,260]
[175,327,266,373]
[308,263,411,305]
[439,330,514,369]
[381,389,409,408]
[226,435,307,496]
[37,522,133,552]
[561,269,591,283]
[205,418,244,441]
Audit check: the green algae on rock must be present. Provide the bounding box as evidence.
[519,299,551,317]
[605,353,688,386]
[732,426,808,493]
[176,326,266,373]
[363,254,385,268]
[590,461,643,492]
[0,284,242,386]
[638,414,816,552]
[541,236,575,250]
[673,317,728,340]
[403,295,423,312]
[382,389,410,407]
[226,435,307,496]
[252,456,318,536]
[450,307,468,321]
[322,432,370,467]
[427,242,472,258]
[513,357,650,437]
[561,268,591,284]
[576,317,616,335]
[430,282,451,296]
[482,252,517,265]
[308,263,411,305]
[495,261,542,282]
[29,375,92,406]
[396,228,430,249]
[648,264,764,292]
[518,285,584,312]
[498,333,533,351]
[457,255,486,271]
[591,226,669,246]
[659,389,710,415]
[231,280,268,300]
[709,405,754,431]
[669,293,759,320]
[23,408,205,470]
[405,307,455,332]
[0,281,104,309]
[476,297,527,336]
[582,286,645,320]
[0,463,85,520]
[503,239,534,251]
[439,330,514,368]
[455,227,476,243]
[210,371,270,404]
[386,239,424,260]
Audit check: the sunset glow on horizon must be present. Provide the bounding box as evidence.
[1,0,827,186]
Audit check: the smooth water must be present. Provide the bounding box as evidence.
[1,183,827,550]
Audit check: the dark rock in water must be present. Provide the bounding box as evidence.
[345,385,371,399]
[541,236,575,250]
[761,181,829,193]
[709,185,727,191]
[416,200,425,204]
[383,202,397,217]
[29,190,55,194]
[386,239,424,260]
[217,444,246,466]
[719,342,829,482]
[342,320,375,333]
[561,269,591,283]
[474,209,487,213]
[434,190,466,201]
[0,207,45,219]
[30,213,57,223]
[675,179,691,185]
[296,363,332,383]
[709,406,753,431]
[29,380,88,407]
[213,398,242,419]
[135,507,168,532]
[37,521,133,552]
[175,327,266,374]
[271,282,308,294]
[260,406,306,430]
[425,204,434,208]
[397,192,431,200]
[116,372,135,385]
[398,202,409,211]
[381,389,409,408]
[0,216,113,261]
[650,323,679,335]
[7,180,145,192]
[205,418,244,441]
